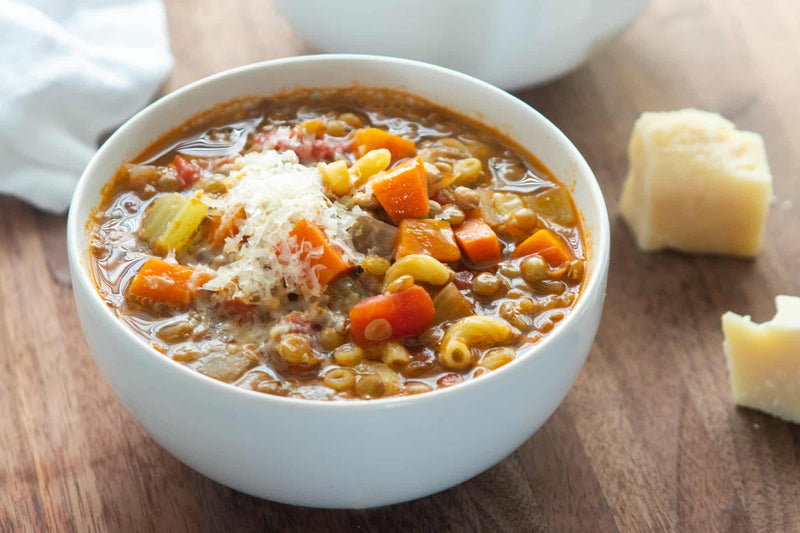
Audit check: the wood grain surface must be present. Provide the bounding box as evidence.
[2,0,799,531]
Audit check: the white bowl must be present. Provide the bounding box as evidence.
[275,0,651,89]
[67,55,610,508]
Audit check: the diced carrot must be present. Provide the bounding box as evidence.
[349,285,435,343]
[511,229,572,265]
[128,257,212,307]
[173,155,202,189]
[393,219,461,262]
[371,157,429,225]
[286,219,353,287]
[206,206,245,249]
[354,128,417,161]
[454,218,502,265]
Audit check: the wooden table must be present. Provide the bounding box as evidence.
[3,0,799,530]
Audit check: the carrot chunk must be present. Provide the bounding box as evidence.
[354,128,416,161]
[206,206,245,249]
[511,229,572,265]
[393,219,461,262]
[287,219,353,287]
[128,257,212,307]
[371,157,429,225]
[349,285,435,343]
[454,218,502,265]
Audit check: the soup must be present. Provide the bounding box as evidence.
[89,88,586,400]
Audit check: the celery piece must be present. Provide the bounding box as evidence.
[154,196,209,253]
[139,193,186,243]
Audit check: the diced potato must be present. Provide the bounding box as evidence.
[433,282,474,323]
[524,186,575,225]
[197,350,258,383]
[493,192,525,216]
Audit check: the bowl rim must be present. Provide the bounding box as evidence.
[67,53,610,410]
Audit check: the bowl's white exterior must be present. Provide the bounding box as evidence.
[67,55,610,508]
[275,0,651,89]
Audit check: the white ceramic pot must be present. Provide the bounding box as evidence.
[274,0,651,89]
[67,55,610,508]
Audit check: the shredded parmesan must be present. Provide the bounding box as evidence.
[203,149,362,302]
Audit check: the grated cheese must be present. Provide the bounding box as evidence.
[203,149,363,302]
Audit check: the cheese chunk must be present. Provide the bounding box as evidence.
[722,296,800,423]
[620,109,772,257]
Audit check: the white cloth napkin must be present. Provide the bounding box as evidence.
[0,0,172,213]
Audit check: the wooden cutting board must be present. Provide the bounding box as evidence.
[2,0,798,530]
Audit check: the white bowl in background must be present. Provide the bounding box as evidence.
[275,0,651,89]
[67,55,610,508]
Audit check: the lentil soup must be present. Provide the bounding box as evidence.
[89,88,586,401]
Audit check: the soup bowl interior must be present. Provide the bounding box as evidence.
[67,55,610,508]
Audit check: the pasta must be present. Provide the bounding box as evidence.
[323,368,356,391]
[440,317,516,370]
[352,148,391,186]
[382,254,453,290]
[452,157,483,186]
[318,160,351,196]
[381,342,412,367]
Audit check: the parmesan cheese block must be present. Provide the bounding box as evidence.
[722,296,800,423]
[620,109,772,257]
